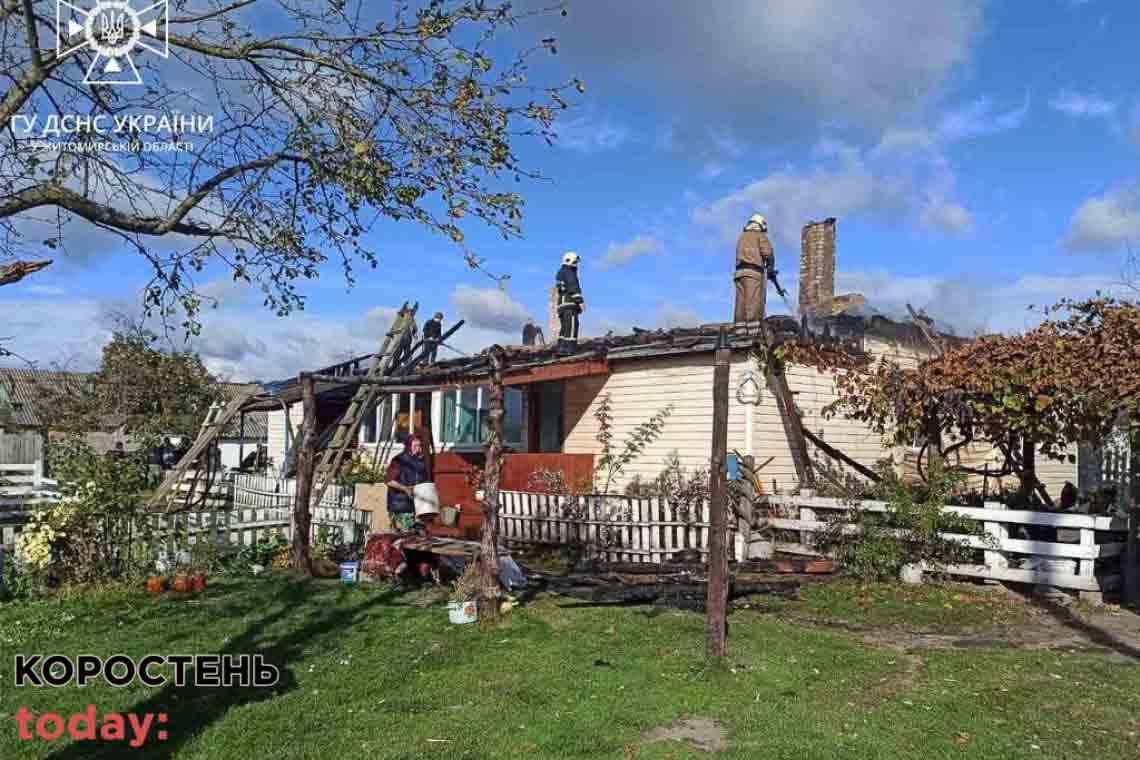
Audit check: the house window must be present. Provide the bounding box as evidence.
[395,393,411,442]
[361,402,378,443]
[440,385,525,448]
[361,393,427,445]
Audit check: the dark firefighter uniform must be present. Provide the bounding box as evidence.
[555,262,584,352]
[422,313,443,364]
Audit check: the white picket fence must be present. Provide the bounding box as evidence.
[0,463,61,546]
[1,471,367,551]
[765,495,1127,595]
[496,489,744,563]
[495,489,1131,595]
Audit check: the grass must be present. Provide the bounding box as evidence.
[0,575,1137,759]
[785,578,1034,634]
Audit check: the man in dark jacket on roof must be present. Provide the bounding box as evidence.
[422,311,443,364]
[555,251,584,354]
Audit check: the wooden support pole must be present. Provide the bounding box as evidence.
[478,346,507,622]
[292,373,316,575]
[706,328,731,658]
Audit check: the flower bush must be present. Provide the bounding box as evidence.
[336,454,389,486]
[15,437,153,589]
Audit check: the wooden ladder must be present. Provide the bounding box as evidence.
[307,303,418,508]
[152,387,259,511]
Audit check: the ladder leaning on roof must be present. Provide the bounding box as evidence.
[150,387,259,511]
[306,302,418,508]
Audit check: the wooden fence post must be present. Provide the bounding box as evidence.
[706,329,730,658]
[982,500,1008,584]
[1125,507,1140,604]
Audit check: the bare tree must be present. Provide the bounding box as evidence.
[2,1,574,329]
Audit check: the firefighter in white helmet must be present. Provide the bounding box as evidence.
[734,214,777,323]
[555,251,584,353]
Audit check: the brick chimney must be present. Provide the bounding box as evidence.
[799,217,837,316]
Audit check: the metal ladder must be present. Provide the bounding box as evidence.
[307,303,418,508]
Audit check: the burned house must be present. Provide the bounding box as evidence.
[261,220,1078,502]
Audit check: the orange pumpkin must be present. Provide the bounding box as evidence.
[146,576,166,594]
[171,574,189,593]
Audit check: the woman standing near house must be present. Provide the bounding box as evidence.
[386,433,429,531]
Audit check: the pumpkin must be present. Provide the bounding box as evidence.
[146,575,166,594]
[190,573,207,592]
[171,574,189,593]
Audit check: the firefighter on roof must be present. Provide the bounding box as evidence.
[734,214,778,323]
[555,251,584,354]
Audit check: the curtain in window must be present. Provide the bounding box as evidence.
[504,388,524,446]
[458,387,479,443]
[440,390,457,443]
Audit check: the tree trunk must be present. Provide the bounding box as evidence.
[1019,435,1036,506]
[292,373,315,575]
[706,329,730,657]
[478,346,506,622]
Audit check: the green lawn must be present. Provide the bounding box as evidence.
[1,576,1138,759]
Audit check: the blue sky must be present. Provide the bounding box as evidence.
[4,0,1139,380]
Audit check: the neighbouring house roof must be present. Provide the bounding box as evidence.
[0,368,91,428]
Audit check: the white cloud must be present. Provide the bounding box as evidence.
[556,114,634,154]
[22,284,67,296]
[450,284,530,333]
[920,197,974,235]
[692,91,1024,247]
[1063,184,1140,251]
[936,95,1029,141]
[1050,88,1117,118]
[837,269,1116,334]
[601,235,663,269]
[653,302,702,330]
[543,1,983,146]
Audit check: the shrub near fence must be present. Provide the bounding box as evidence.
[496,489,1130,597]
[763,495,1127,597]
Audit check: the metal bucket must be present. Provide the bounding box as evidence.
[440,506,460,527]
[339,561,360,583]
[448,599,478,624]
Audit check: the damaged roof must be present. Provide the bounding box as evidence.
[250,310,957,406]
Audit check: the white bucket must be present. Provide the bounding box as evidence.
[899,563,924,585]
[448,599,478,624]
[413,483,441,516]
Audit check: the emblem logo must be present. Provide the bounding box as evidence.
[56,1,169,86]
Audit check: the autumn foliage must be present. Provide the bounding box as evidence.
[789,298,1140,504]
